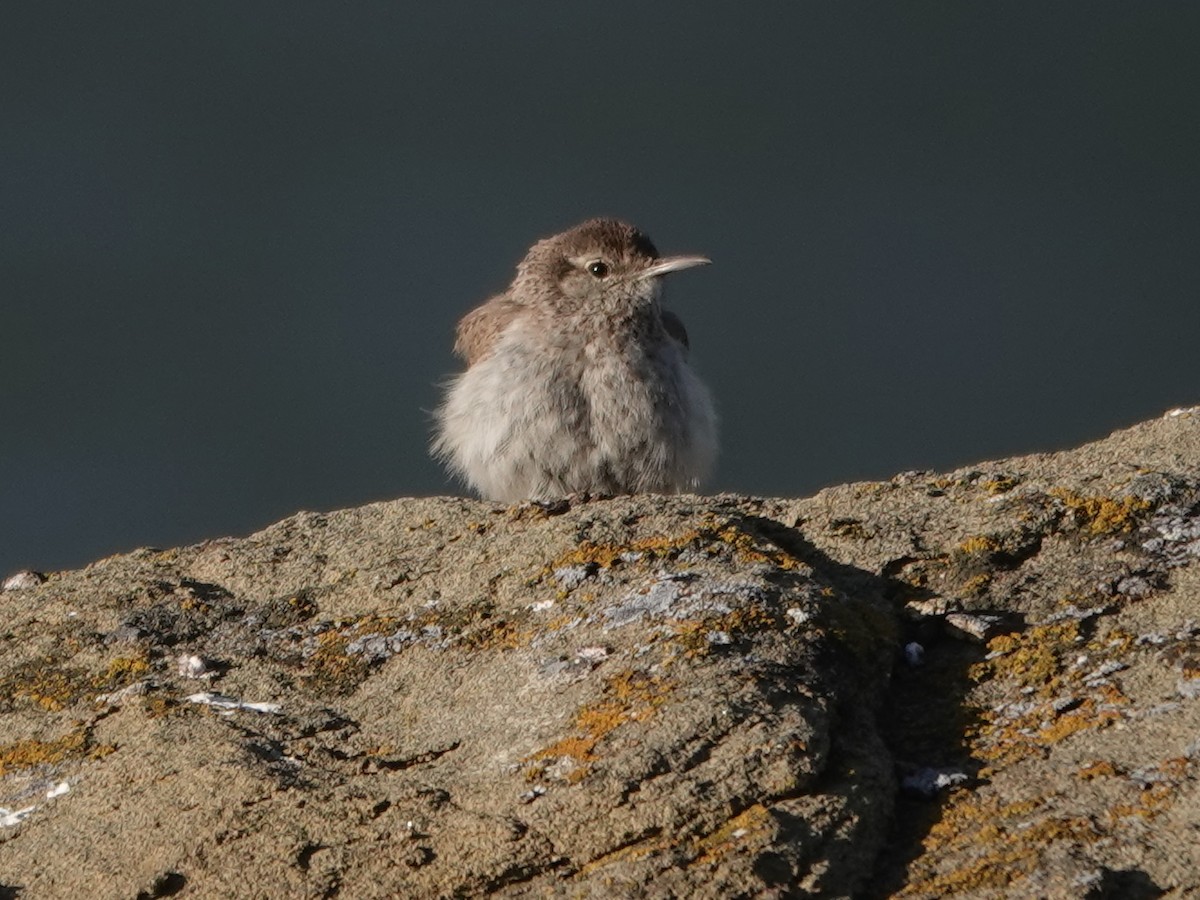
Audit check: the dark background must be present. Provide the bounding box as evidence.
[3,3,1198,576]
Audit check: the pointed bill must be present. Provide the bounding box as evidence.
[636,255,711,280]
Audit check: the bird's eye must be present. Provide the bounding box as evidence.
[586,260,609,278]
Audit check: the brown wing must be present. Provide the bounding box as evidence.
[661,309,690,354]
[453,294,525,366]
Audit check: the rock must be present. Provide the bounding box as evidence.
[2,571,46,591]
[1,409,1200,897]
[943,612,1004,643]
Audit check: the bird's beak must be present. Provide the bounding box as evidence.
[635,255,711,280]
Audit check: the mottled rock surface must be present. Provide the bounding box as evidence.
[2,408,1200,898]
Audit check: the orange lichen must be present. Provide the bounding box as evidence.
[1158,756,1191,779]
[525,670,674,782]
[1104,755,1193,824]
[573,834,665,878]
[828,518,869,539]
[551,533,702,570]
[142,696,178,719]
[913,816,1099,896]
[972,696,1124,770]
[668,602,779,657]
[714,524,807,571]
[1108,785,1175,823]
[1036,700,1121,744]
[549,518,807,576]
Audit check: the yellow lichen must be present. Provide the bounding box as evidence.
[142,696,178,719]
[693,804,773,865]
[971,621,1080,692]
[1048,489,1151,536]
[981,476,1019,495]
[2,653,151,713]
[0,658,97,711]
[901,791,1099,897]
[972,695,1125,770]
[965,617,1142,771]
[714,524,807,571]
[1035,700,1121,745]
[961,573,993,595]
[828,518,869,539]
[303,629,369,693]
[668,603,779,657]
[957,535,1002,556]
[0,728,114,777]
[285,591,320,619]
[1076,760,1121,780]
[1104,756,1193,824]
[91,654,151,690]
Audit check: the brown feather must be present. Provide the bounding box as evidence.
[453,294,524,366]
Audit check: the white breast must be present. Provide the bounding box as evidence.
[433,318,717,501]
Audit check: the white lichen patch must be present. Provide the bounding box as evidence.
[601,571,772,630]
[0,805,36,828]
[345,630,418,662]
[1,781,72,829]
[185,692,281,714]
[1143,506,1200,566]
[553,565,599,590]
[95,680,152,706]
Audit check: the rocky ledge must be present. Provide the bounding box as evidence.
[2,409,1200,898]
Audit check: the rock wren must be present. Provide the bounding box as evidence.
[432,218,718,502]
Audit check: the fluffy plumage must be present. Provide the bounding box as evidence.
[432,218,717,501]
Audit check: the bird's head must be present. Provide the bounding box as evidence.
[513,218,709,315]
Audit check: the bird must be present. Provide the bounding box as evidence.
[432,218,718,503]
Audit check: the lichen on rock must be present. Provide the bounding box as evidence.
[2,409,1200,897]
